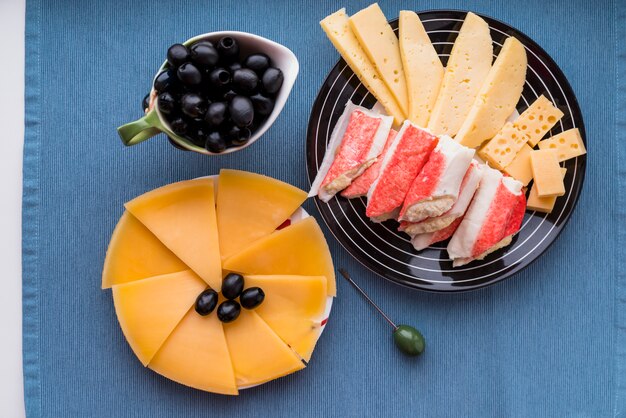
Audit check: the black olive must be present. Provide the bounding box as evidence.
[157,92,176,115]
[177,62,203,86]
[261,67,284,94]
[167,44,190,68]
[217,300,241,323]
[244,53,271,74]
[229,96,254,128]
[180,93,207,119]
[153,69,178,93]
[168,117,188,135]
[208,67,231,90]
[205,102,228,127]
[240,287,265,309]
[190,42,219,68]
[205,131,226,153]
[194,40,215,49]
[222,273,244,299]
[232,68,259,95]
[250,93,275,116]
[195,289,218,316]
[187,125,209,146]
[222,89,237,102]
[227,62,242,73]
[142,93,150,112]
[226,125,252,146]
[217,36,239,61]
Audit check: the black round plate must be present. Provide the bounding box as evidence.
[306,10,586,292]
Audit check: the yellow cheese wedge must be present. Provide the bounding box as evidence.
[102,211,188,289]
[320,8,405,124]
[527,168,567,213]
[456,37,527,148]
[349,3,409,116]
[530,150,565,197]
[112,270,206,366]
[502,143,534,186]
[224,310,304,387]
[398,11,444,126]
[217,169,307,260]
[245,275,327,362]
[125,178,222,290]
[537,128,586,162]
[514,95,564,146]
[149,308,238,395]
[224,217,337,296]
[427,12,493,136]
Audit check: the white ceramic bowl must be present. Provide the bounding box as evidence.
[118,31,299,155]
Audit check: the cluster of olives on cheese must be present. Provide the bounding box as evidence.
[148,36,284,153]
[194,273,265,323]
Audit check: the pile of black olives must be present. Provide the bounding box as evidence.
[194,273,265,323]
[148,36,284,153]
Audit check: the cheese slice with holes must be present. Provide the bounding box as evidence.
[514,95,564,146]
[530,150,565,197]
[125,178,222,290]
[223,217,336,296]
[217,169,306,260]
[502,143,534,186]
[427,12,493,136]
[527,168,567,213]
[102,211,187,289]
[112,270,207,366]
[456,37,527,148]
[149,309,238,395]
[399,11,444,126]
[245,275,327,362]
[478,95,563,169]
[320,8,405,124]
[224,310,305,387]
[349,3,409,116]
[537,128,586,161]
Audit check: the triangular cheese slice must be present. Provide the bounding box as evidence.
[224,217,336,296]
[245,275,327,362]
[125,178,222,290]
[223,310,304,387]
[217,169,306,260]
[102,211,188,289]
[112,270,206,366]
[149,308,238,395]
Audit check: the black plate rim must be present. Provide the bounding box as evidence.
[306,9,587,293]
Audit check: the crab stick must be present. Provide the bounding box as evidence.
[366,121,438,222]
[399,136,475,223]
[309,102,393,202]
[410,216,464,251]
[447,166,525,267]
[400,161,483,236]
[341,129,397,199]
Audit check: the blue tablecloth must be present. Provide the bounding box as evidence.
[22,0,625,416]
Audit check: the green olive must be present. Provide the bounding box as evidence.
[393,325,425,356]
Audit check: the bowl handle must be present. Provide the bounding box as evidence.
[117,109,163,146]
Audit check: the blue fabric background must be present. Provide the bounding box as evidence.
[22,0,625,416]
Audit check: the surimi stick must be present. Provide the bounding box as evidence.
[309,102,392,202]
[410,216,463,251]
[400,161,483,236]
[447,166,525,267]
[399,136,475,223]
[341,129,397,199]
[366,121,438,222]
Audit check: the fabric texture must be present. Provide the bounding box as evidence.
[22,0,624,416]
